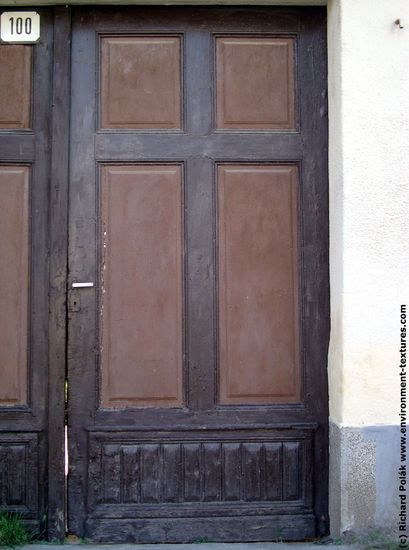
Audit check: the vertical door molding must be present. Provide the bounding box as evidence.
[48,6,71,542]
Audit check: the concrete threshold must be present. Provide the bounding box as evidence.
[26,544,356,550]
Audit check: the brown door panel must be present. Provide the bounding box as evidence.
[218,164,300,405]
[100,164,184,408]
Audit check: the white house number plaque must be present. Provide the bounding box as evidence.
[1,12,40,43]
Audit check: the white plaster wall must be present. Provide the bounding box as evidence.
[328,0,409,428]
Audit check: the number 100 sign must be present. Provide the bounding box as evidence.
[1,12,40,43]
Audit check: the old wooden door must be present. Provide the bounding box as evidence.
[67,7,329,542]
[0,11,54,536]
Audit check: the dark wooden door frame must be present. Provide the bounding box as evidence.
[45,5,329,542]
[48,6,71,542]
[65,5,329,543]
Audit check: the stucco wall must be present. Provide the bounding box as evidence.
[328,0,409,537]
[328,0,409,428]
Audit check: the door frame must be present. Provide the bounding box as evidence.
[48,6,71,542]
[46,5,329,542]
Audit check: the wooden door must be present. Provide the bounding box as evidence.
[67,7,329,543]
[0,10,54,536]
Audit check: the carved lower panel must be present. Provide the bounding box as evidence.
[88,432,313,512]
[0,433,38,514]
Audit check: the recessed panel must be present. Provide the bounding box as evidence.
[0,433,38,510]
[216,37,295,130]
[0,45,32,129]
[100,36,182,129]
[88,435,309,506]
[0,167,29,406]
[101,165,183,408]
[218,165,300,404]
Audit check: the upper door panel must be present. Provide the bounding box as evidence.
[100,35,182,130]
[215,36,296,130]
